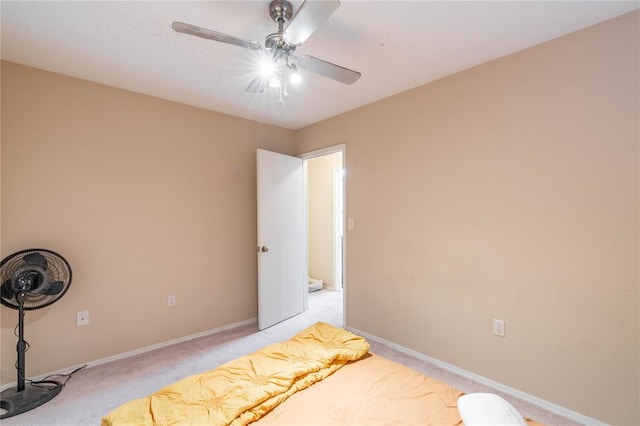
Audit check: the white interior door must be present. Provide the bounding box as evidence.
[257,149,305,330]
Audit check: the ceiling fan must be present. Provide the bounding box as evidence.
[172,0,361,100]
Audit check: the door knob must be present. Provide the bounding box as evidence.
[260,246,269,253]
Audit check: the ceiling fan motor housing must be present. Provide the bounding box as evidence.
[269,0,293,24]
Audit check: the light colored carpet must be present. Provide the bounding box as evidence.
[1,290,581,425]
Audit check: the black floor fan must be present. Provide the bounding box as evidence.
[0,248,72,419]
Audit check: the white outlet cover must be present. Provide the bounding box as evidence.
[76,311,89,327]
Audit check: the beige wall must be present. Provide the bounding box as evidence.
[295,11,639,425]
[0,62,295,381]
[307,152,342,289]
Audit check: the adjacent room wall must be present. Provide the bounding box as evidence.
[0,62,295,381]
[295,11,639,425]
[307,152,342,289]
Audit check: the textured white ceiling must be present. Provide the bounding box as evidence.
[2,1,638,130]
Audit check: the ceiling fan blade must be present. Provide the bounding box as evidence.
[284,0,340,46]
[23,252,48,269]
[296,55,361,85]
[172,22,262,50]
[246,76,266,93]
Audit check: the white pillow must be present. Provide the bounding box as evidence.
[457,393,527,426]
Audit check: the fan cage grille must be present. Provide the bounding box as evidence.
[0,249,72,310]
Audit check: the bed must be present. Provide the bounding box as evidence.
[102,322,540,425]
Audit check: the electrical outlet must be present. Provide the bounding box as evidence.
[168,295,176,307]
[493,319,505,337]
[77,311,89,327]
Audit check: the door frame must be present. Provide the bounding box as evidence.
[299,143,346,326]
[333,165,344,291]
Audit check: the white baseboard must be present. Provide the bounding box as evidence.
[347,326,607,426]
[0,317,257,392]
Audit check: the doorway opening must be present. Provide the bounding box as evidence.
[301,145,345,326]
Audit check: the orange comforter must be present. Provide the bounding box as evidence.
[255,352,464,425]
[255,351,544,425]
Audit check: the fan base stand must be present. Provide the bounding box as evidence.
[0,381,62,419]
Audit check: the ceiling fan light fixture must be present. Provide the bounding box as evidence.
[288,63,302,85]
[259,60,276,78]
[289,71,302,86]
[269,76,282,88]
